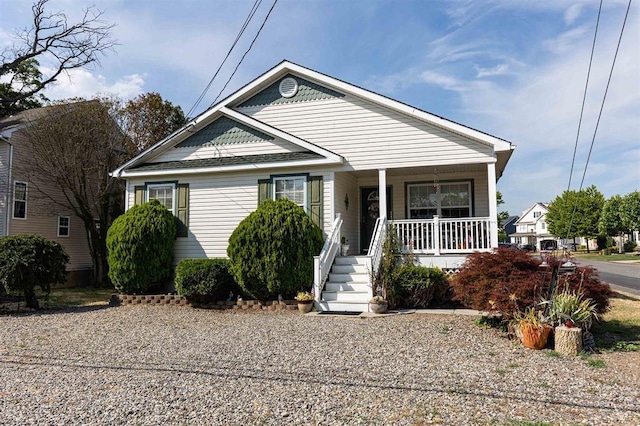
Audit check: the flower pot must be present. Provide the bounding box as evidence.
[369,301,388,314]
[520,323,552,350]
[297,300,313,314]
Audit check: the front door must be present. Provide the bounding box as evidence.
[360,186,392,253]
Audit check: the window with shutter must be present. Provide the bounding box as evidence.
[258,175,323,228]
[134,182,189,238]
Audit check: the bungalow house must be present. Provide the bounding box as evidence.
[0,106,93,285]
[112,61,515,312]
[510,202,554,251]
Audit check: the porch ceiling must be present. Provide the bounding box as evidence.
[347,164,487,178]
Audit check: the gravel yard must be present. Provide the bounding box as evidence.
[1,306,638,425]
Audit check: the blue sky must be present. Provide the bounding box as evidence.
[1,0,638,216]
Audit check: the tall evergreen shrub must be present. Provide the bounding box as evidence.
[227,199,324,300]
[0,234,69,309]
[106,199,176,294]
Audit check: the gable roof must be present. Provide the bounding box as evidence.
[112,60,514,178]
[515,202,549,224]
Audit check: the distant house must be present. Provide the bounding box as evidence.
[500,215,519,242]
[112,60,515,311]
[510,203,554,250]
[0,106,93,285]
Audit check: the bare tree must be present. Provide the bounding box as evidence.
[20,99,132,285]
[1,0,116,115]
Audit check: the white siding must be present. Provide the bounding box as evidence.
[237,95,494,170]
[333,172,359,251]
[0,142,10,237]
[128,168,334,264]
[148,138,304,163]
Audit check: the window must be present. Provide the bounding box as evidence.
[58,216,70,237]
[407,182,471,219]
[533,211,541,218]
[541,222,546,230]
[273,176,306,208]
[13,181,27,219]
[147,183,175,213]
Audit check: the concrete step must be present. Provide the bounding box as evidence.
[321,290,369,302]
[328,272,369,283]
[331,264,369,274]
[316,300,369,313]
[324,282,370,292]
[333,256,369,266]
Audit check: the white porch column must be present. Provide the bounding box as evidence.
[487,162,498,248]
[378,168,387,220]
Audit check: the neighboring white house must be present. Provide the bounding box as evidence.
[112,60,515,312]
[510,202,556,251]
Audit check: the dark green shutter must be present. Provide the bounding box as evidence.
[308,176,323,228]
[176,183,189,238]
[258,179,271,205]
[134,186,145,206]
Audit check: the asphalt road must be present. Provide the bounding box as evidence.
[575,258,640,296]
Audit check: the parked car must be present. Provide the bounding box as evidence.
[518,244,537,252]
[498,243,520,250]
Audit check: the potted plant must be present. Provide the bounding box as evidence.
[369,295,388,314]
[512,307,552,350]
[340,237,350,256]
[295,291,314,314]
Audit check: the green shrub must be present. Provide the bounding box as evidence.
[392,264,450,308]
[175,258,241,302]
[0,234,69,309]
[227,199,324,300]
[106,199,176,294]
[624,241,637,252]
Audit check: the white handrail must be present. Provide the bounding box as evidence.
[367,217,387,279]
[313,214,343,303]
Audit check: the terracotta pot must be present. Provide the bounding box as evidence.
[297,300,313,314]
[369,301,388,314]
[520,323,552,350]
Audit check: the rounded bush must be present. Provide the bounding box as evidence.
[0,234,69,309]
[175,258,240,302]
[227,199,324,300]
[106,199,176,294]
[392,265,450,308]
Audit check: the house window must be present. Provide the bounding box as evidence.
[58,216,70,237]
[13,181,27,219]
[147,183,175,213]
[273,176,306,208]
[534,211,541,218]
[407,182,471,219]
[541,222,546,230]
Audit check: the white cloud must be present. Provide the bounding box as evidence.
[544,26,590,54]
[475,63,509,78]
[564,4,584,25]
[41,68,145,101]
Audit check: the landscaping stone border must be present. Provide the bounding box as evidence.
[109,294,298,311]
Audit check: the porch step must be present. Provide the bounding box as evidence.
[324,282,369,292]
[322,290,369,302]
[331,263,368,274]
[328,272,369,283]
[333,255,369,265]
[316,300,370,313]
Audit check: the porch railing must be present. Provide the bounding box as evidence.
[367,217,387,278]
[313,214,343,303]
[391,216,492,254]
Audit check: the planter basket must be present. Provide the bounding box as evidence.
[520,323,552,350]
[369,301,388,314]
[297,300,313,314]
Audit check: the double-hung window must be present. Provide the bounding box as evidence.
[407,181,472,219]
[273,176,307,209]
[58,216,70,237]
[147,183,176,214]
[13,181,27,219]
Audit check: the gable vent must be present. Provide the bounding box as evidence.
[278,77,298,98]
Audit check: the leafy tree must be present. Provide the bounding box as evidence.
[547,185,604,253]
[106,200,176,294]
[599,195,626,252]
[227,199,324,300]
[497,191,510,242]
[0,234,69,309]
[121,92,186,152]
[621,191,640,232]
[19,99,130,285]
[0,0,115,116]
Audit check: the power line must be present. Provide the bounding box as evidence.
[209,0,279,107]
[564,0,633,242]
[566,0,602,192]
[185,0,263,119]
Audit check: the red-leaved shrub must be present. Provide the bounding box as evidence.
[451,248,612,320]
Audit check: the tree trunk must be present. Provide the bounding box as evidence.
[555,325,582,356]
[24,289,40,310]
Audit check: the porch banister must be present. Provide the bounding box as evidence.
[313,214,343,305]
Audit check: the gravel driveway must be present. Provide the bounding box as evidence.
[1,306,639,425]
